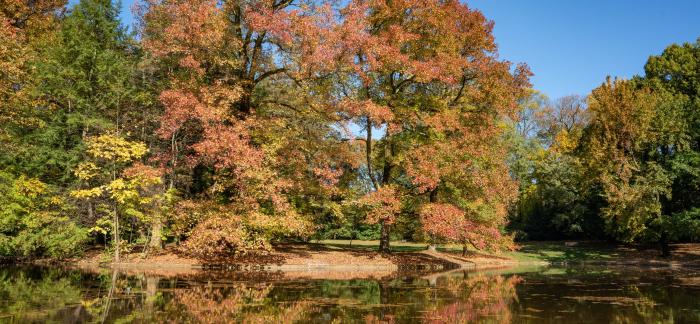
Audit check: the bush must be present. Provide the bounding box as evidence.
[173,200,313,258]
[13,216,89,258]
[180,216,266,258]
[0,171,88,259]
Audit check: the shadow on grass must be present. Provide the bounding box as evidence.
[318,243,427,253]
[512,242,619,263]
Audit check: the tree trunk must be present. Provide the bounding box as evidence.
[366,119,379,190]
[378,220,391,253]
[145,276,160,317]
[100,270,118,323]
[660,230,671,257]
[428,189,439,251]
[379,281,390,321]
[113,203,120,263]
[149,217,163,251]
[87,201,94,220]
[462,245,468,257]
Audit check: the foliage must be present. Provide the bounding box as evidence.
[174,200,313,257]
[70,133,163,260]
[0,171,88,258]
[421,203,515,251]
[509,39,700,248]
[506,90,604,241]
[2,0,699,260]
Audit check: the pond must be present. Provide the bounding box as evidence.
[0,265,699,323]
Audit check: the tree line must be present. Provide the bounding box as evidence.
[510,42,700,254]
[0,0,697,260]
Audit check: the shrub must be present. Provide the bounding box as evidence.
[180,216,265,258]
[173,200,313,258]
[0,171,89,259]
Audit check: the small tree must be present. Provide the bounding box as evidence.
[71,134,161,262]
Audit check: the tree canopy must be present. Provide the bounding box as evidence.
[0,0,698,259]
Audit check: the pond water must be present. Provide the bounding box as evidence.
[1,265,699,323]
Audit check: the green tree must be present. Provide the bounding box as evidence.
[507,90,603,241]
[582,78,676,253]
[13,0,141,185]
[643,39,700,243]
[0,171,88,258]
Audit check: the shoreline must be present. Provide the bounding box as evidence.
[19,245,533,277]
[9,241,700,275]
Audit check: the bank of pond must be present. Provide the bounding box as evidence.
[0,263,699,323]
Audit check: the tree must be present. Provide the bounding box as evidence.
[643,39,700,244]
[71,134,160,262]
[0,171,88,258]
[536,95,589,146]
[421,203,515,255]
[15,0,141,185]
[0,0,64,129]
[582,78,674,253]
[312,0,530,252]
[138,0,344,253]
[507,90,604,241]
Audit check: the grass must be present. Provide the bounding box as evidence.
[439,241,621,263]
[505,242,619,263]
[311,239,622,263]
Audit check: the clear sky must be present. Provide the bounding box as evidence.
[92,0,700,100]
[469,0,700,99]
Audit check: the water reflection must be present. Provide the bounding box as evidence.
[422,274,520,323]
[0,265,699,323]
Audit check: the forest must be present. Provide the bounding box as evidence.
[1,0,699,262]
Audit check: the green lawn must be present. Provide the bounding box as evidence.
[311,239,621,263]
[504,241,619,263]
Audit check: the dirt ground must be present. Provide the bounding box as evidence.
[66,242,700,274]
[71,243,463,270]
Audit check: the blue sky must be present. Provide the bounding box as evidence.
[469,0,700,99]
[83,0,700,100]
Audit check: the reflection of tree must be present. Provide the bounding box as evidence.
[512,267,700,323]
[0,268,87,322]
[160,282,317,323]
[171,283,269,322]
[423,273,521,323]
[2,266,700,323]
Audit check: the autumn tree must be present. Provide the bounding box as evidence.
[536,95,589,147]
[312,0,530,251]
[71,134,161,261]
[510,40,700,245]
[138,0,354,254]
[581,78,676,253]
[0,0,65,144]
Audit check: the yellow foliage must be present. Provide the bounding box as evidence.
[552,129,578,153]
[107,179,138,204]
[70,187,105,199]
[13,175,47,198]
[48,196,64,206]
[74,162,100,180]
[85,134,148,163]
